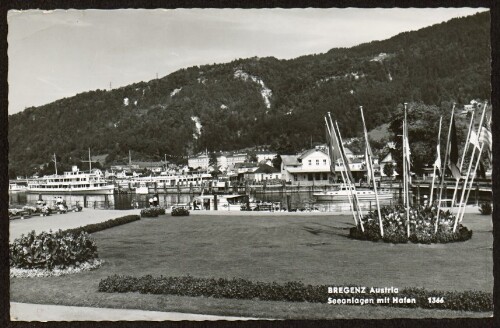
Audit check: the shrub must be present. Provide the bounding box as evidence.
[98,275,493,312]
[141,207,165,217]
[10,230,98,270]
[349,205,472,244]
[141,207,165,218]
[479,202,492,215]
[172,207,190,216]
[64,215,140,236]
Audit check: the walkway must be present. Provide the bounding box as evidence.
[10,302,263,321]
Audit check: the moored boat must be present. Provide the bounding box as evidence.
[27,166,114,195]
[9,183,27,192]
[314,184,393,202]
[192,194,249,211]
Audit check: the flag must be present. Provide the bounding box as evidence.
[325,119,341,174]
[479,124,492,163]
[447,115,461,180]
[333,123,355,183]
[469,130,480,150]
[434,143,441,173]
[403,119,412,184]
[365,147,373,184]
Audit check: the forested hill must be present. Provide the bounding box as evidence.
[9,12,490,176]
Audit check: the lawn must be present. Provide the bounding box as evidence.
[10,212,493,319]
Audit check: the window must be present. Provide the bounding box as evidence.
[323,159,327,165]
[316,159,319,165]
[308,160,311,165]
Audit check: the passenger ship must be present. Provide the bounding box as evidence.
[27,166,114,195]
[314,184,393,202]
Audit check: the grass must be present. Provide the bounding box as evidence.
[10,213,493,319]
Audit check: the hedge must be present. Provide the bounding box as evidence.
[98,275,492,312]
[63,215,140,236]
[171,207,190,216]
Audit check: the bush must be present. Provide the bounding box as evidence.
[64,215,140,236]
[479,202,492,215]
[141,207,165,217]
[349,205,473,244]
[171,207,190,216]
[98,275,493,312]
[10,230,98,270]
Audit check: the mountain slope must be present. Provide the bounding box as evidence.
[8,12,491,176]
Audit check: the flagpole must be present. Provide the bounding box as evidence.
[335,121,365,232]
[360,106,384,237]
[450,109,475,208]
[325,117,358,227]
[332,117,365,229]
[404,104,411,238]
[454,103,487,228]
[458,113,491,225]
[435,104,455,233]
[429,116,443,205]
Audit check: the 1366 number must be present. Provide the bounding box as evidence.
[428,297,444,304]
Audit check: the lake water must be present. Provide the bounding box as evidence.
[9,186,489,212]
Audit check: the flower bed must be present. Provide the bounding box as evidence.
[10,230,98,270]
[141,207,166,217]
[10,258,103,278]
[98,275,492,312]
[349,205,472,244]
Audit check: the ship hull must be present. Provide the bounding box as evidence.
[26,186,114,195]
[314,191,394,202]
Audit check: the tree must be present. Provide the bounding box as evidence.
[209,152,218,168]
[272,155,282,170]
[383,162,395,178]
[247,151,258,163]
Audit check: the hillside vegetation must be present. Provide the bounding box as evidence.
[8,12,490,176]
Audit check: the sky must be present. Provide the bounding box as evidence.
[7,8,488,114]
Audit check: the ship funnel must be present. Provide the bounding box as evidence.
[72,166,78,173]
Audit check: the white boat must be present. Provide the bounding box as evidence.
[9,183,27,192]
[191,194,249,211]
[314,184,393,202]
[27,166,114,195]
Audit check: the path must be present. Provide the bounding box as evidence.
[10,302,264,321]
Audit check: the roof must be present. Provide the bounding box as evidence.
[281,155,300,166]
[298,147,327,159]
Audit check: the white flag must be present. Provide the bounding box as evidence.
[434,144,441,173]
[469,130,480,149]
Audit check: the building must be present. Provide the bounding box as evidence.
[226,152,247,168]
[243,164,281,181]
[255,150,277,163]
[188,153,209,170]
[281,147,332,185]
[280,146,371,185]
